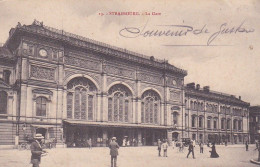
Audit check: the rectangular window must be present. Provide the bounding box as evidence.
[199,117,203,128]
[108,98,112,121]
[192,116,196,127]
[88,95,93,120]
[207,119,211,129]
[67,93,73,119]
[124,100,128,122]
[214,120,217,129]
[141,102,144,123]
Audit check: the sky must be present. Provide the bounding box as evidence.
[0,0,259,105]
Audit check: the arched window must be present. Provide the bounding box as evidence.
[233,119,237,130]
[191,115,196,127]
[213,118,218,129]
[141,90,160,124]
[3,70,11,84]
[221,118,225,129]
[0,91,7,114]
[108,84,132,122]
[227,119,231,129]
[190,101,193,110]
[207,117,212,129]
[172,112,178,125]
[36,97,47,117]
[66,77,97,120]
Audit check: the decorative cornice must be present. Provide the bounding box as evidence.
[6,20,187,76]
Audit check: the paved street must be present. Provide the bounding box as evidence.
[0,145,258,167]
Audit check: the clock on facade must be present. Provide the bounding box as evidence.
[39,49,47,57]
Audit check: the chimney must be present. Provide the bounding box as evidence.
[239,96,241,100]
[203,86,210,92]
[196,84,200,90]
[187,82,195,89]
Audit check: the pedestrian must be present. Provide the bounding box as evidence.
[187,142,195,159]
[162,140,168,157]
[109,137,120,167]
[172,140,175,149]
[157,139,162,156]
[225,141,227,146]
[245,141,249,151]
[30,133,47,167]
[255,141,258,150]
[199,142,204,153]
[210,143,219,158]
[88,138,92,149]
[179,141,184,153]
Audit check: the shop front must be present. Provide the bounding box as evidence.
[63,120,168,147]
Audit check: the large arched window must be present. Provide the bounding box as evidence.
[36,97,47,117]
[172,112,178,125]
[191,115,196,127]
[66,77,97,120]
[141,90,160,124]
[0,91,7,114]
[108,84,132,122]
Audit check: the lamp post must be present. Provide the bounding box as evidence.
[257,129,260,162]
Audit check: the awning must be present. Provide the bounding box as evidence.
[63,120,170,129]
[31,124,58,129]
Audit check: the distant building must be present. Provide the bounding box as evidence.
[184,83,250,144]
[249,106,260,144]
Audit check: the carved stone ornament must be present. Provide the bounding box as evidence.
[104,65,135,79]
[64,56,100,71]
[170,90,181,101]
[30,65,55,81]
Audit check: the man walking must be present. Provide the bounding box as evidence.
[157,139,162,156]
[245,141,249,151]
[199,142,204,153]
[109,137,120,167]
[162,140,168,157]
[187,142,195,159]
[30,133,47,167]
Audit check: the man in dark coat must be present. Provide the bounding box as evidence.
[245,141,249,151]
[30,133,46,167]
[187,142,195,159]
[109,137,120,167]
[157,139,162,156]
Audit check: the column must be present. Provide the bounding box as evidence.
[102,73,108,121]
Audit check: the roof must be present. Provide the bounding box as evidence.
[6,20,187,76]
[0,47,14,60]
[185,86,250,106]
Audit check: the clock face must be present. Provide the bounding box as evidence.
[39,49,47,57]
[172,79,177,86]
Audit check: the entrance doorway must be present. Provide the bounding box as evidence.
[172,132,179,141]
[36,128,47,138]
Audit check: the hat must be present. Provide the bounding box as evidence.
[34,133,44,139]
[111,137,117,140]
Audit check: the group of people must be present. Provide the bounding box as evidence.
[157,139,219,159]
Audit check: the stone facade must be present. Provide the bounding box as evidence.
[0,20,250,147]
[184,83,250,144]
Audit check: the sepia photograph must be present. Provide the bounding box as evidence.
[0,0,259,166]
